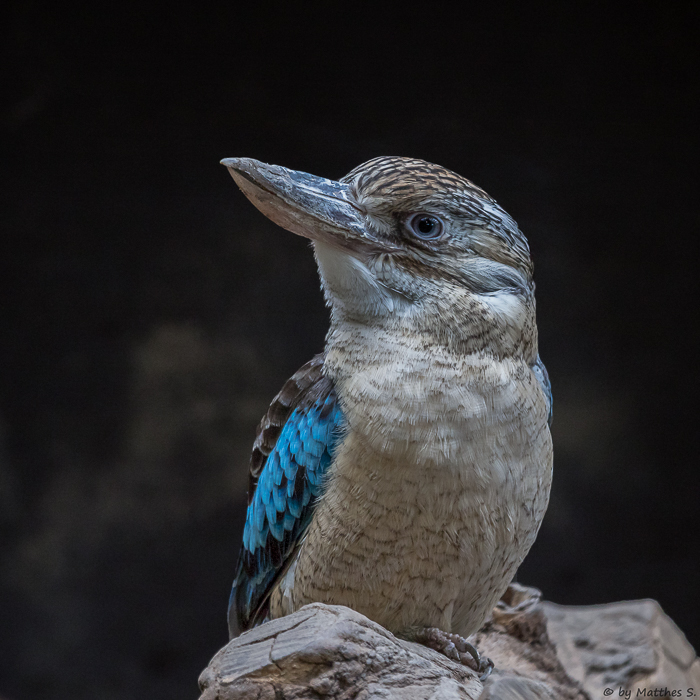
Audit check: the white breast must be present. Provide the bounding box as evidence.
[270,329,553,637]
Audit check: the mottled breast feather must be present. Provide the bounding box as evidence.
[229,355,344,636]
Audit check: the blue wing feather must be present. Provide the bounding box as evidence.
[229,378,343,636]
[532,354,553,426]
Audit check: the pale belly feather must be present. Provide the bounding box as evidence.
[269,341,553,637]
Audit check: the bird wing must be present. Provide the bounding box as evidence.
[532,354,553,426]
[229,354,344,636]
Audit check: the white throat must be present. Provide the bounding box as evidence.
[313,240,407,320]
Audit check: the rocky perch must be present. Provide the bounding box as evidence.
[198,584,699,699]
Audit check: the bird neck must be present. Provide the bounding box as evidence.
[326,285,538,365]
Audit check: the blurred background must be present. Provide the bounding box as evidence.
[2,3,699,699]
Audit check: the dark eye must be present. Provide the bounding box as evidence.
[407,213,444,240]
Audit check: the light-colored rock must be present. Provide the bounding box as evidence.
[473,583,586,699]
[543,598,700,698]
[198,603,482,700]
[198,585,698,700]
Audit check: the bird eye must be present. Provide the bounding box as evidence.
[406,213,444,240]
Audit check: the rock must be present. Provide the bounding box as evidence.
[198,603,482,699]
[543,598,700,698]
[473,583,586,699]
[198,585,698,699]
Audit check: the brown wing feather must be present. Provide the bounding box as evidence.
[248,354,326,504]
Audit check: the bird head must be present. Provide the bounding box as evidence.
[222,156,537,359]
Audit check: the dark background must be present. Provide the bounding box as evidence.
[2,3,699,699]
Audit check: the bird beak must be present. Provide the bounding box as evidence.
[221,157,372,252]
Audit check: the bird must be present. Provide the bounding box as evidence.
[220,155,553,677]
